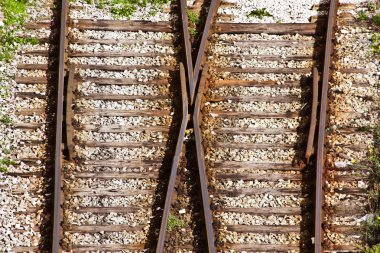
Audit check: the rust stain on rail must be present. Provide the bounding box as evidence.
[193,63,216,252]
[315,0,337,252]
[156,62,189,253]
[306,67,319,163]
[53,0,68,252]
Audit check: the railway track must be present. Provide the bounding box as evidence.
[320,2,380,251]
[59,0,184,251]
[1,0,379,252]
[197,1,326,252]
[0,0,59,251]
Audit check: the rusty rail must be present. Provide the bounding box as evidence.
[180,0,195,103]
[66,66,75,161]
[193,63,216,252]
[52,0,68,252]
[306,67,319,163]
[315,0,337,252]
[193,0,219,84]
[156,62,189,252]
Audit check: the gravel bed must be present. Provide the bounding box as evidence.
[15,145,46,160]
[70,29,175,41]
[213,195,304,208]
[14,83,47,94]
[207,117,304,129]
[328,132,374,146]
[332,147,368,162]
[17,69,47,78]
[18,55,48,65]
[325,193,367,207]
[331,93,376,113]
[66,211,152,226]
[213,133,301,144]
[69,43,175,54]
[63,230,147,245]
[331,215,368,226]
[18,43,50,52]
[209,86,302,97]
[214,33,316,42]
[75,99,172,110]
[332,72,379,86]
[74,146,166,160]
[330,85,378,98]
[65,195,154,209]
[69,1,172,22]
[15,97,47,110]
[68,165,159,173]
[75,131,167,143]
[26,1,54,21]
[215,179,302,190]
[7,163,45,174]
[330,112,379,128]
[210,44,313,56]
[77,82,169,96]
[78,69,168,81]
[73,115,172,127]
[329,180,368,190]
[214,72,311,82]
[69,56,176,66]
[216,0,324,23]
[212,168,301,175]
[12,129,47,141]
[216,212,302,226]
[220,231,300,245]
[324,232,360,246]
[15,28,51,39]
[67,178,158,190]
[205,101,302,113]
[213,57,313,69]
[14,115,46,124]
[207,148,296,162]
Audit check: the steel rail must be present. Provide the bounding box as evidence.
[180,0,195,103]
[52,0,68,252]
[315,0,337,252]
[306,67,319,163]
[193,0,219,84]
[193,63,216,252]
[66,66,75,161]
[156,62,189,253]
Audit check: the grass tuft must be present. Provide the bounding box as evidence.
[373,13,380,26]
[247,8,273,19]
[186,10,199,24]
[358,10,369,21]
[167,214,184,232]
[370,33,380,54]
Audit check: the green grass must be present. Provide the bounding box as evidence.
[247,8,273,19]
[360,244,380,253]
[373,13,380,26]
[186,10,199,24]
[88,0,171,19]
[167,214,184,232]
[0,158,16,172]
[358,10,369,21]
[370,33,380,54]
[111,4,137,18]
[367,2,377,12]
[2,148,10,155]
[0,0,28,26]
[0,115,12,125]
[0,0,35,62]
[360,122,380,248]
